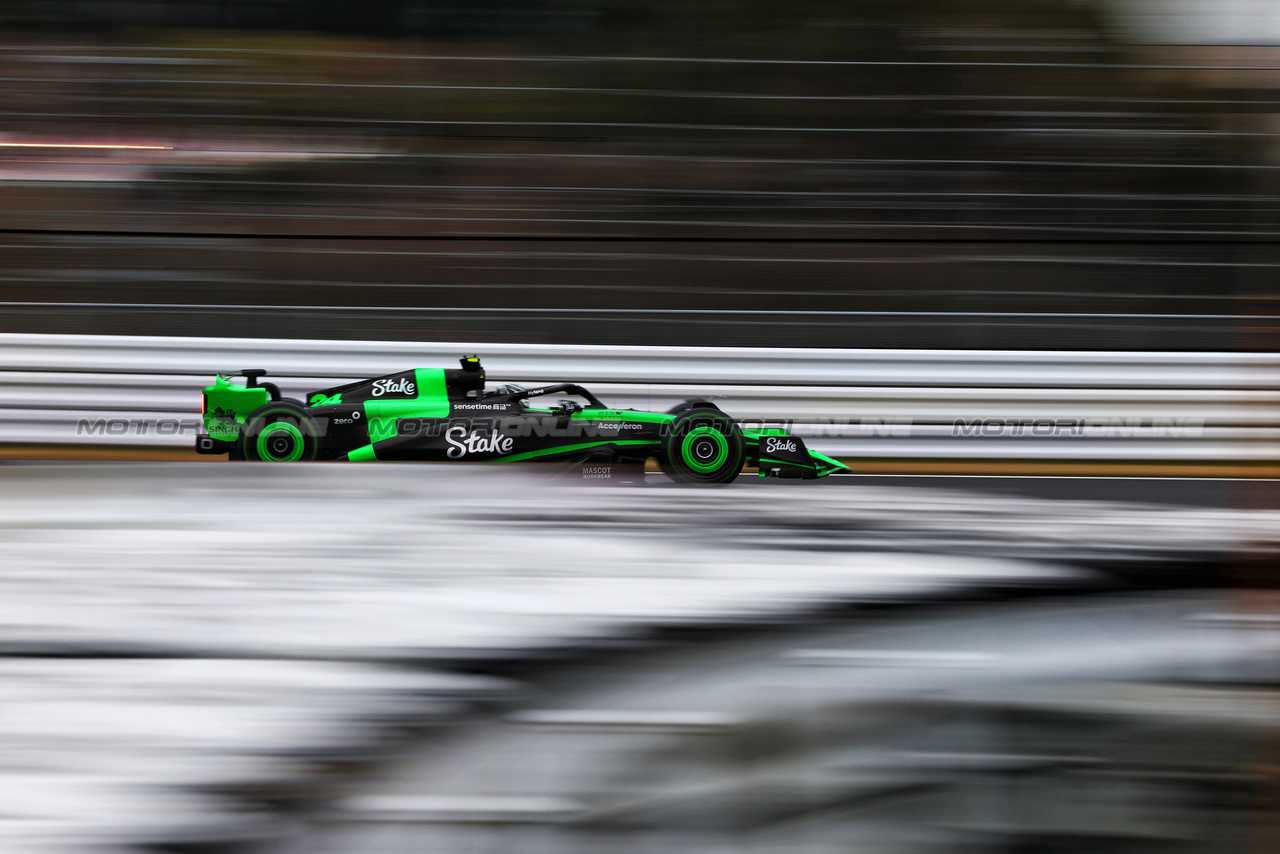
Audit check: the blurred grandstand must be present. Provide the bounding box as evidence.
[0,0,1276,348]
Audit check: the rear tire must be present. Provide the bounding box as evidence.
[240,401,322,462]
[660,408,744,485]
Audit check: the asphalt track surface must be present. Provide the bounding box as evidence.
[590,469,1280,510]
[819,473,1280,509]
[6,455,1279,508]
[1,462,1277,852]
[295,590,1277,854]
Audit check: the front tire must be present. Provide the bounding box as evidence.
[660,408,744,485]
[240,401,322,462]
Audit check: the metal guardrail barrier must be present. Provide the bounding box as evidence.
[0,333,1277,460]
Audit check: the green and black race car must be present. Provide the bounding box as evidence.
[197,356,846,484]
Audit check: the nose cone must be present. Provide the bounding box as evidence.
[808,450,849,477]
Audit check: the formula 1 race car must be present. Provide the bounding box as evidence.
[196,357,846,484]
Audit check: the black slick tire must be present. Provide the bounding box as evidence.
[239,400,323,462]
[660,407,744,486]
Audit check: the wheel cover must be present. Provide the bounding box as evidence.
[257,421,305,462]
[681,426,729,473]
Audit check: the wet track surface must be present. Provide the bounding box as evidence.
[0,463,1277,853]
[823,474,1280,509]
[296,592,1280,854]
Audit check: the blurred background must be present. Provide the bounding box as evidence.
[0,0,1278,348]
[1,3,1279,854]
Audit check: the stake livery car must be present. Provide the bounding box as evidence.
[197,357,846,484]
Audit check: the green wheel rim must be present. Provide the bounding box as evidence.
[257,421,305,462]
[681,426,729,472]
